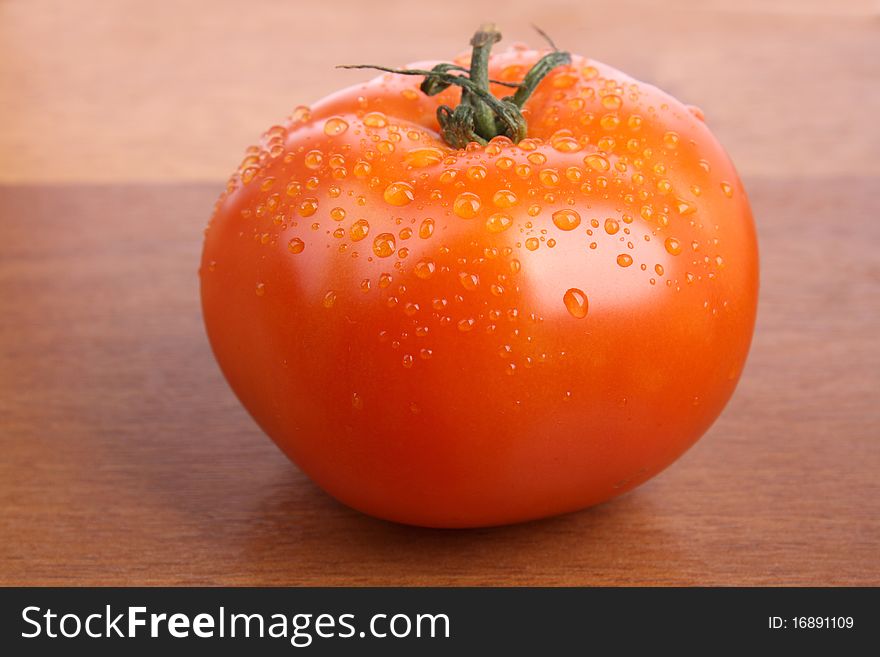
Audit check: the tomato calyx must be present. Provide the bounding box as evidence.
[339,24,571,148]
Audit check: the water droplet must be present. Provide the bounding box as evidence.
[563,288,589,318]
[486,212,513,233]
[322,290,337,308]
[601,94,622,110]
[418,218,435,239]
[687,105,705,121]
[241,166,259,184]
[604,218,619,235]
[351,392,363,411]
[323,117,349,136]
[527,152,547,165]
[255,282,266,296]
[457,318,476,332]
[467,165,487,181]
[372,233,396,258]
[492,189,518,208]
[552,209,581,231]
[353,160,372,177]
[362,111,388,128]
[539,169,560,187]
[384,181,415,206]
[414,259,435,279]
[662,131,679,149]
[509,259,521,274]
[720,182,733,198]
[304,150,323,169]
[675,197,696,215]
[616,253,633,267]
[350,219,370,241]
[664,237,682,255]
[298,198,318,217]
[600,114,620,130]
[453,192,481,219]
[404,147,444,167]
[287,238,305,254]
[585,154,609,172]
[458,272,480,291]
[402,354,414,368]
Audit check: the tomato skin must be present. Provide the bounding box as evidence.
[200,48,758,527]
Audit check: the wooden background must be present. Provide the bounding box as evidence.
[1,0,878,585]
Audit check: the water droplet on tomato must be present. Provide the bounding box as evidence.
[418,218,435,238]
[539,169,560,187]
[373,233,396,258]
[486,213,513,233]
[664,237,682,255]
[601,94,622,110]
[384,182,415,206]
[662,131,679,149]
[585,154,609,172]
[414,259,435,279]
[563,288,589,318]
[404,147,444,167]
[552,209,581,231]
[467,165,487,181]
[492,189,517,208]
[350,219,370,241]
[362,111,387,128]
[298,198,318,217]
[458,272,480,291]
[617,253,634,267]
[287,238,305,254]
[323,117,349,136]
[453,192,481,219]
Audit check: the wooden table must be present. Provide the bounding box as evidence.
[1,0,878,585]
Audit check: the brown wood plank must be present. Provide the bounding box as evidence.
[1,179,877,585]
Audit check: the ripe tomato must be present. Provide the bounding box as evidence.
[200,28,758,527]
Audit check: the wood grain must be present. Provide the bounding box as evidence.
[1,178,877,585]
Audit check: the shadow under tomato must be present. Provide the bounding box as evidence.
[235,466,692,586]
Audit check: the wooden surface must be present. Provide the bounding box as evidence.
[1,0,879,585]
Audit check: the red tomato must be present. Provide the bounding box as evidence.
[200,28,758,527]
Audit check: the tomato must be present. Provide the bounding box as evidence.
[200,27,758,527]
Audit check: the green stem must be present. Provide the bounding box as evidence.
[339,26,571,149]
[466,25,502,139]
